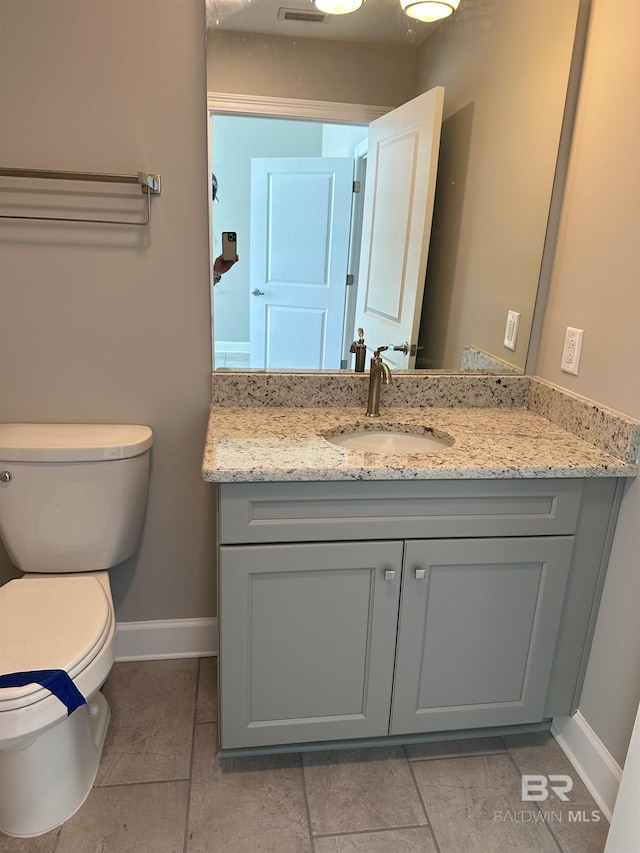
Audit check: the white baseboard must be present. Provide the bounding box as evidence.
[552,712,623,822]
[114,618,218,662]
[214,340,249,354]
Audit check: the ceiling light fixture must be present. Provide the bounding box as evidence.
[313,0,365,15]
[400,0,460,23]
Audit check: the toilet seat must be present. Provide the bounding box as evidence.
[0,576,112,713]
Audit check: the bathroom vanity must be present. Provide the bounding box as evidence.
[203,373,639,755]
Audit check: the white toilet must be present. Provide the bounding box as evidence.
[0,423,153,838]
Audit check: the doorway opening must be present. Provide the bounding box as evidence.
[208,90,443,373]
[210,113,368,369]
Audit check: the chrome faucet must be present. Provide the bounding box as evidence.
[365,346,392,417]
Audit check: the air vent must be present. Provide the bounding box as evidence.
[277,7,329,23]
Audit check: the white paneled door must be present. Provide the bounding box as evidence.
[250,157,353,369]
[355,87,444,369]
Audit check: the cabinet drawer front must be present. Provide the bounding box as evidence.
[218,540,403,749]
[219,480,584,544]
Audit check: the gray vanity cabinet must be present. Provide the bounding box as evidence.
[216,478,620,752]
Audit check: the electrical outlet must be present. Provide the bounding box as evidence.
[561,327,584,375]
[504,310,520,351]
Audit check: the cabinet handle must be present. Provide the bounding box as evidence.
[415,568,426,579]
[384,569,396,581]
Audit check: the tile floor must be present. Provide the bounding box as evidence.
[0,658,610,853]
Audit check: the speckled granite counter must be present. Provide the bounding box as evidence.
[202,374,640,483]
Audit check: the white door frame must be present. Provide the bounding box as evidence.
[341,138,368,366]
[207,93,390,124]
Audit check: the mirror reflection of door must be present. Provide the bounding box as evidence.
[211,115,367,370]
[355,87,444,370]
[249,157,354,369]
[211,90,443,371]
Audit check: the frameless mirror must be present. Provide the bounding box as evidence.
[206,0,584,373]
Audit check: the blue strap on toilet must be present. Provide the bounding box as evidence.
[0,669,87,715]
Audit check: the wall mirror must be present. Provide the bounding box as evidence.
[206,0,585,373]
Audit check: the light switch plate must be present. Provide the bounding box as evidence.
[561,327,584,375]
[504,310,520,351]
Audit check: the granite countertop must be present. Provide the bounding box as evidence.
[202,403,638,483]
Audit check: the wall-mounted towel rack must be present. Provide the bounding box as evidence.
[0,167,162,225]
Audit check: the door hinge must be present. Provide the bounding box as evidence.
[346,274,354,287]
[353,180,361,193]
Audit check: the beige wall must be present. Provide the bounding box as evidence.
[415,0,578,370]
[207,30,417,108]
[536,0,640,767]
[0,0,217,622]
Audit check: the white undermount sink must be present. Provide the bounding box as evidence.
[324,426,454,455]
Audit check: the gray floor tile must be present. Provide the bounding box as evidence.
[54,781,188,853]
[96,658,198,785]
[544,813,608,853]
[314,827,438,852]
[0,829,61,853]
[405,735,506,761]
[303,747,426,836]
[504,731,570,766]
[505,732,609,853]
[195,656,218,723]
[504,731,591,792]
[186,723,311,853]
[411,752,561,852]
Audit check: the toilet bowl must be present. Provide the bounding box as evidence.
[0,423,152,837]
[0,572,115,837]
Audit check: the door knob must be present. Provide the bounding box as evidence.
[384,569,396,581]
[252,289,265,296]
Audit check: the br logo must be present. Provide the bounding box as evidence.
[521,774,573,802]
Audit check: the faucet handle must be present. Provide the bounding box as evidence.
[373,345,388,359]
[391,342,420,356]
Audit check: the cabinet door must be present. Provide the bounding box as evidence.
[391,537,574,735]
[219,540,403,749]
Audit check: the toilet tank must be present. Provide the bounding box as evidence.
[0,424,153,573]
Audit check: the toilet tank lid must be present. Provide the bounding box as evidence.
[0,423,153,462]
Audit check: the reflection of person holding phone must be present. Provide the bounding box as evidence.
[213,253,238,285]
[212,174,239,284]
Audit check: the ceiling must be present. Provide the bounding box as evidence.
[205,0,440,46]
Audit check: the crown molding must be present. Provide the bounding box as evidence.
[207,92,390,124]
